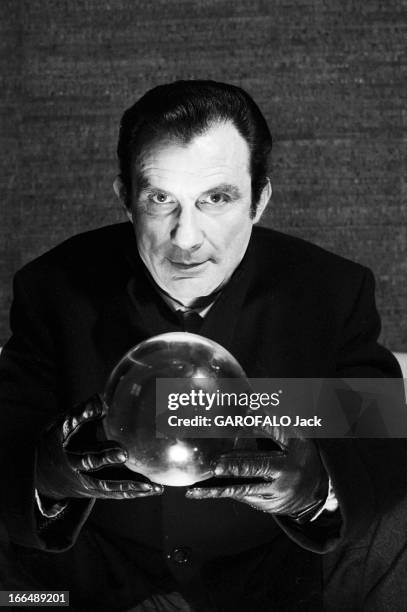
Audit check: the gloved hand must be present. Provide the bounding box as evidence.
[36,395,163,500]
[186,425,329,522]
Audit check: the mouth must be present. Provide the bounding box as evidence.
[169,260,209,270]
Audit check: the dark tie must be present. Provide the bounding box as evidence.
[177,310,203,334]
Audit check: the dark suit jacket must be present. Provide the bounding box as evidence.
[0,223,406,611]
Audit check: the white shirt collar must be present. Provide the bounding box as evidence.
[156,289,218,318]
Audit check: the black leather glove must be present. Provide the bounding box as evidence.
[186,426,328,522]
[36,395,163,500]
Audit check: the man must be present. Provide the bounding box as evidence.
[1,80,407,611]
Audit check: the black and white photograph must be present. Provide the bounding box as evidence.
[0,2,406,610]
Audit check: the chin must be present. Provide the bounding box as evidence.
[168,279,217,302]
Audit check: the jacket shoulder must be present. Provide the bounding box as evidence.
[15,223,135,296]
[252,225,371,284]
[18,222,133,272]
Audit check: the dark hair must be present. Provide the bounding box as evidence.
[117,80,272,216]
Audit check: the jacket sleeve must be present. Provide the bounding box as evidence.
[0,270,94,551]
[276,266,407,554]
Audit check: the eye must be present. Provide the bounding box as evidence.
[149,192,174,205]
[209,193,224,203]
[201,192,230,206]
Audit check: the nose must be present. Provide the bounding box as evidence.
[171,205,204,251]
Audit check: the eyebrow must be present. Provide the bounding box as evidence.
[138,179,242,200]
[135,173,152,193]
[201,183,242,199]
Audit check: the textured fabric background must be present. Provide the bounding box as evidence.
[1,1,405,347]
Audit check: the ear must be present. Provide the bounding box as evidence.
[253,178,272,224]
[113,176,133,222]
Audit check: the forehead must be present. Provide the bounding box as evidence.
[135,121,251,191]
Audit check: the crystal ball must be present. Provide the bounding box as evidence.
[103,332,250,486]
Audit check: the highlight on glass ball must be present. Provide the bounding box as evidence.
[103,332,251,487]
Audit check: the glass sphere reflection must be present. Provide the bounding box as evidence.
[103,332,250,486]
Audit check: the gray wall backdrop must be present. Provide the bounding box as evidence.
[1,1,406,348]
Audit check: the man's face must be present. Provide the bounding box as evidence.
[128,121,267,305]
